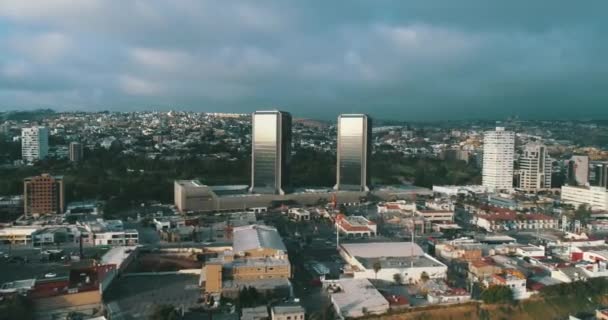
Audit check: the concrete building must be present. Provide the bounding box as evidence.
[92,230,138,246]
[335,114,371,192]
[325,278,389,319]
[473,212,558,232]
[339,242,447,283]
[486,269,530,300]
[174,180,215,213]
[21,126,49,164]
[287,208,310,221]
[250,110,292,195]
[335,214,377,237]
[69,142,83,162]
[271,304,305,320]
[561,185,608,211]
[518,143,552,190]
[241,306,269,320]
[568,155,589,186]
[24,174,65,216]
[482,127,514,190]
[0,227,39,244]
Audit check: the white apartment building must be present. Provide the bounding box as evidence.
[21,126,49,163]
[561,185,608,211]
[482,127,514,190]
[93,230,139,246]
[518,143,552,190]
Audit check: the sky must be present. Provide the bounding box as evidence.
[0,0,607,120]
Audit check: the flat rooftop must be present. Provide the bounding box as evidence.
[329,279,388,314]
[341,242,424,258]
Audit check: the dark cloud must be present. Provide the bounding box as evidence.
[0,0,607,120]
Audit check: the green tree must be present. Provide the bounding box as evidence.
[373,261,382,280]
[481,285,514,304]
[393,273,403,285]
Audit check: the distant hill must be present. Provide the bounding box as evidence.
[0,109,55,122]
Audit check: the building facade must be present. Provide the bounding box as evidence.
[335,114,371,191]
[591,162,608,188]
[482,127,515,190]
[518,142,552,190]
[250,111,292,195]
[69,142,83,162]
[561,185,608,211]
[21,126,49,164]
[24,174,65,216]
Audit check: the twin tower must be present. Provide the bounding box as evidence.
[250,110,372,195]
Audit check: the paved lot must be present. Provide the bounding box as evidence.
[104,274,201,320]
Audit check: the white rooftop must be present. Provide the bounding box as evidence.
[341,242,423,258]
[100,246,137,268]
[233,224,286,253]
[329,278,389,318]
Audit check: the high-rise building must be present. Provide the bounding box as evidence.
[482,127,515,190]
[335,114,371,191]
[250,110,292,195]
[517,143,552,190]
[24,173,64,216]
[69,142,84,162]
[21,126,49,164]
[568,155,589,186]
[591,162,608,189]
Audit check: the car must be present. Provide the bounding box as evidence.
[44,273,57,278]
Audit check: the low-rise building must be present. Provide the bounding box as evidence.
[325,278,389,319]
[486,269,530,300]
[241,306,269,320]
[271,304,305,320]
[288,208,310,221]
[0,226,39,244]
[427,288,471,305]
[93,230,138,246]
[339,242,447,283]
[473,212,558,232]
[335,215,377,237]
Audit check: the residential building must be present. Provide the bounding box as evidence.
[473,212,557,232]
[335,114,371,192]
[561,185,608,211]
[288,208,310,221]
[486,269,530,300]
[92,230,139,246]
[517,143,552,190]
[325,278,389,318]
[568,155,589,186]
[338,242,447,283]
[69,142,83,162]
[434,239,483,262]
[250,110,292,195]
[24,174,65,216]
[335,214,377,237]
[427,288,471,305]
[482,127,514,190]
[21,126,49,163]
[271,304,305,320]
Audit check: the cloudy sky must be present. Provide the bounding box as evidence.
[0,1,607,120]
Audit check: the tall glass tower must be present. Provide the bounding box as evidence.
[250,110,292,195]
[335,114,371,191]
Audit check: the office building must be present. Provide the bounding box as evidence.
[591,162,608,189]
[335,114,371,191]
[69,142,84,162]
[482,127,515,190]
[250,111,292,195]
[517,142,552,190]
[21,126,49,163]
[561,185,608,211]
[174,180,216,213]
[568,155,589,186]
[24,174,65,216]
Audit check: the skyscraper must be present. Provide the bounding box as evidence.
[21,126,49,164]
[591,162,608,189]
[24,173,64,216]
[518,142,552,190]
[69,142,84,162]
[250,110,292,195]
[335,114,372,191]
[482,127,515,190]
[568,155,589,186]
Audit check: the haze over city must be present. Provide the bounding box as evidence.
[1,1,608,120]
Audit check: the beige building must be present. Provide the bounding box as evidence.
[202,225,291,295]
[174,180,215,213]
[24,174,64,216]
[271,304,305,320]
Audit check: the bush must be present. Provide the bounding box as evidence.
[481,285,513,304]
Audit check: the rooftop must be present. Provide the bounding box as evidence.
[341,242,424,259]
[233,224,286,253]
[328,279,388,315]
